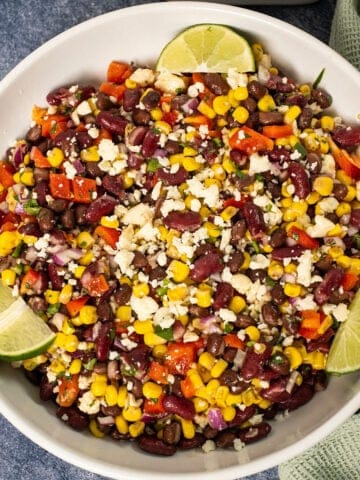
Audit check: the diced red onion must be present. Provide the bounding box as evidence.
[48,312,68,331]
[207,408,227,431]
[92,321,102,341]
[233,348,246,369]
[199,316,222,334]
[97,416,115,426]
[14,202,25,215]
[286,371,299,394]
[286,237,298,247]
[73,158,85,174]
[13,145,24,168]
[182,98,199,114]
[340,214,351,225]
[324,236,345,249]
[153,148,167,158]
[347,225,359,236]
[52,248,83,266]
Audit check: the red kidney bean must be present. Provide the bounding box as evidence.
[190,251,224,282]
[314,267,344,305]
[33,180,50,206]
[248,80,267,100]
[216,430,236,448]
[230,148,247,166]
[270,227,287,248]
[204,73,230,95]
[350,209,360,227]
[261,303,280,326]
[33,167,50,184]
[61,210,75,230]
[228,405,256,427]
[46,86,70,105]
[52,129,77,157]
[306,152,322,175]
[203,425,217,439]
[178,433,205,450]
[138,435,177,456]
[96,92,113,111]
[311,88,332,109]
[288,162,310,199]
[332,126,360,148]
[286,93,308,108]
[258,111,283,125]
[164,139,182,155]
[268,146,291,164]
[85,195,118,223]
[271,245,306,260]
[102,174,124,198]
[95,322,112,362]
[243,202,266,239]
[141,129,160,158]
[48,264,64,291]
[133,108,151,126]
[28,295,47,314]
[212,282,234,310]
[164,211,202,232]
[280,383,314,411]
[123,345,151,373]
[123,88,142,112]
[261,378,291,402]
[307,328,335,353]
[157,166,189,186]
[163,422,182,445]
[237,422,271,444]
[142,89,161,110]
[269,352,290,376]
[297,107,313,130]
[26,124,42,143]
[18,222,41,237]
[241,346,271,381]
[96,111,128,136]
[228,252,244,273]
[75,131,93,149]
[127,152,144,170]
[235,314,256,329]
[127,126,148,146]
[231,220,247,246]
[56,406,90,431]
[163,395,196,420]
[206,333,225,357]
[39,376,55,401]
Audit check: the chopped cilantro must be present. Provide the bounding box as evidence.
[50,122,58,135]
[212,137,223,148]
[156,286,169,297]
[147,157,161,173]
[47,303,60,315]
[224,323,233,333]
[154,325,174,341]
[12,241,23,258]
[24,198,41,216]
[249,240,260,254]
[235,167,246,178]
[265,277,276,287]
[265,203,273,212]
[353,233,360,250]
[293,142,307,159]
[312,68,325,89]
[255,173,264,182]
[84,358,97,371]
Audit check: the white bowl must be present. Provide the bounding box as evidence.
[0,2,359,479]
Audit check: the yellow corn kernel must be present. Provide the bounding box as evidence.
[179,418,195,439]
[149,107,163,121]
[284,263,297,274]
[168,260,190,282]
[336,255,351,269]
[245,326,260,342]
[167,285,188,302]
[74,265,86,279]
[143,381,163,400]
[227,89,239,108]
[169,153,185,166]
[117,386,128,407]
[123,406,142,422]
[281,197,293,208]
[258,398,272,409]
[303,133,320,152]
[21,234,37,246]
[45,289,60,304]
[188,371,204,390]
[61,318,75,335]
[232,106,249,124]
[222,406,236,422]
[211,163,226,181]
[198,100,216,119]
[55,332,67,348]
[318,315,333,335]
[252,43,263,61]
[79,305,98,325]
[221,206,238,222]
[257,94,276,112]
[319,137,329,154]
[313,175,334,196]
[193,397,208,413]
[229,295,246,314]
[213,95,231,116]
[154,120,171,135]
[69,359,82,375]
[129,421,145,438]
[267,261,284,280]
[320,115,335,131]
[344,185,356,202]
[132,321,153,337]
[328,246,344,259]
[115,414,129,435]
[336,202,351,217]
[47,147,64,168]
[306,191,321,205]
[0,231,21,257]
[79,251,94,266]
[204,221,221,238]
[182,156,201,172]
[300,84,311,95]
[211,359,228,378]
[242,388,260,406]
[123,172,134,189]
[132,283,150,298]
[49,359,65,374]
[19,169,35,187]
[80,146,100,162]
[284,105,302,124]
[144,332,167,347]
[125,78,137,89]
[241,251,251,270]
[222,156,236,174]
[327,224,345,238]
[284,346,303,369]
[198,351,216,370]
[59,284,73,304]
[89,419,105,438]
[116,305,132,323]
[91,380,107,397]
[284,283,302,298]
[304,351,326,370]
[23,354,48,371]
[1,269,16,286]
[183,146,197,157]
[336,169,353,186]
[103,384,118,407]
[199,205,211,219]
[214,385,230,408]
[283,201,308,222]
[195,286,212,308]
[233,86,249,101]
[100,215,119,229]
[348,258,360,275]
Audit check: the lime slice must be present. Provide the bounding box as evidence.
[0,283,55,362]
[326,288,360,374]
[156,24,255,73]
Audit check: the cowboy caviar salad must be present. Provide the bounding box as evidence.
[0,41,360,455]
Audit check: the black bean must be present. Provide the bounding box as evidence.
[61,210,75,230]
[129,378,143,399]
[26,124,42,143]
[241,97,257,113]
[123,88,142,112]
[311,88,332,109]
[266,180,281,199]
[270,285,287,305]
[223,347,237,363]
[149,266,167,281]
[219,369,239,387]
[306,152,322,175]
[313,371,329,392]
[333,182,348,201]
[33,180,50,206]
[138,435,177,456]
[203,425,218,439]
[237,422,271,444]
[280,383,314,411]
[38,208,56,232]
[235,314,256,329]
[206,333,225,357]
[216,430,236,448]
[96,301,114,322]
[163,422,181,445]
[142,89,161,110]
[28,295,47,314]
[270,227,287,248]
[96,92,113,111]
[248,80,267,100]
[228,252,244,273]
[212,283,234,310]
[39,376,55,401]
[178,433,205,450]
[18,222,41,237]
[259,111,283,125]
[231,220,247,244]
[262,303,280,326]
[132,108,151,125]
[188,304,211,318]
[297,107,313,129]
[85,162,104,178]
[56,406,90,431]
[75,205,89,225]
[48,199,68,213]
[164,139,182,155]
[204,73,230,95]
[114,283,132,305]
[33,167,49,184]
[248,269,267,283]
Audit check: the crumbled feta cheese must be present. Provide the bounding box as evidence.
[248,153,272,175]
[323,303,349,322]
[306,215,335,237]
[296,250,313,287]
[318,197,339,213]
[151,181,162,201]
[129,68,156,87]
[153,307,175,328]
[226,68,248,89]
[186,177,219,208]
[88,127,99,139]
[98,138,119,162]
[78,375,93,390]
[155,72,186,94]
[218,308,237,323]
[121,337,138,350]
[122,203,153,226]
[249,254,270,270]
[63,161,77,180]
[202,440,216,453]
[114,250,135,274]
[190,198,201,212]
[130,295,159,321]
[295,294,317,310]
[187,82,205,97]
[76,100,92,116]
[78,391,100,415]
[233,438,246,451]
[160,199,185,217]
[157,251,167,267]
[321,154,336,177]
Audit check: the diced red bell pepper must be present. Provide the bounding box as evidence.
[99,82,126,101]
[40,114,68,139]
[0,161,15,188]
[342,272,359,291]
[329,137,360,179]
[72,176,97,204]
[94,225,120,249]
[262,124,293,139]
[148,361,169,385]
[49,173,72,200]
[180,376,196,399]
[81,273,109,297]
[106,61,132,83]
[58,374,80,407]
[299,326,322,340]
[66,296,89,317]
[164,342,198,376]
[20,268,42,295]
[30,146,51,168]
[287,225,319,250]
[223,195,249,209]
[229,126,274,155]
[143,393,166,415]
[224,333,245,349]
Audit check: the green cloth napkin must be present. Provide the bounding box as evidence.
[278,414,360,479]
[329,0,360,70]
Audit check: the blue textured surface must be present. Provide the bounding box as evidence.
[0,1,336,479]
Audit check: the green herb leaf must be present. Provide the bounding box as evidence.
[155,325,174,341]
[47,303,61,315]
[147,158,161,173]
[24,198,41,216]
[224,323,233,333]
[313,68,326,89]
[12,241,23,259]
[255,173,264,182]
[293,142,307,159]
[84,358,97,371]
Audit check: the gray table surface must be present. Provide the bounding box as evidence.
[0,0,336,479]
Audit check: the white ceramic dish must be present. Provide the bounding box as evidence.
[0,2,359,479]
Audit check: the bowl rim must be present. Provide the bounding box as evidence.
[1,2,360,479]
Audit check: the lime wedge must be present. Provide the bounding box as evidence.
[0,283,55,362]
[156,24,255,73]
[326,288,360,374]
